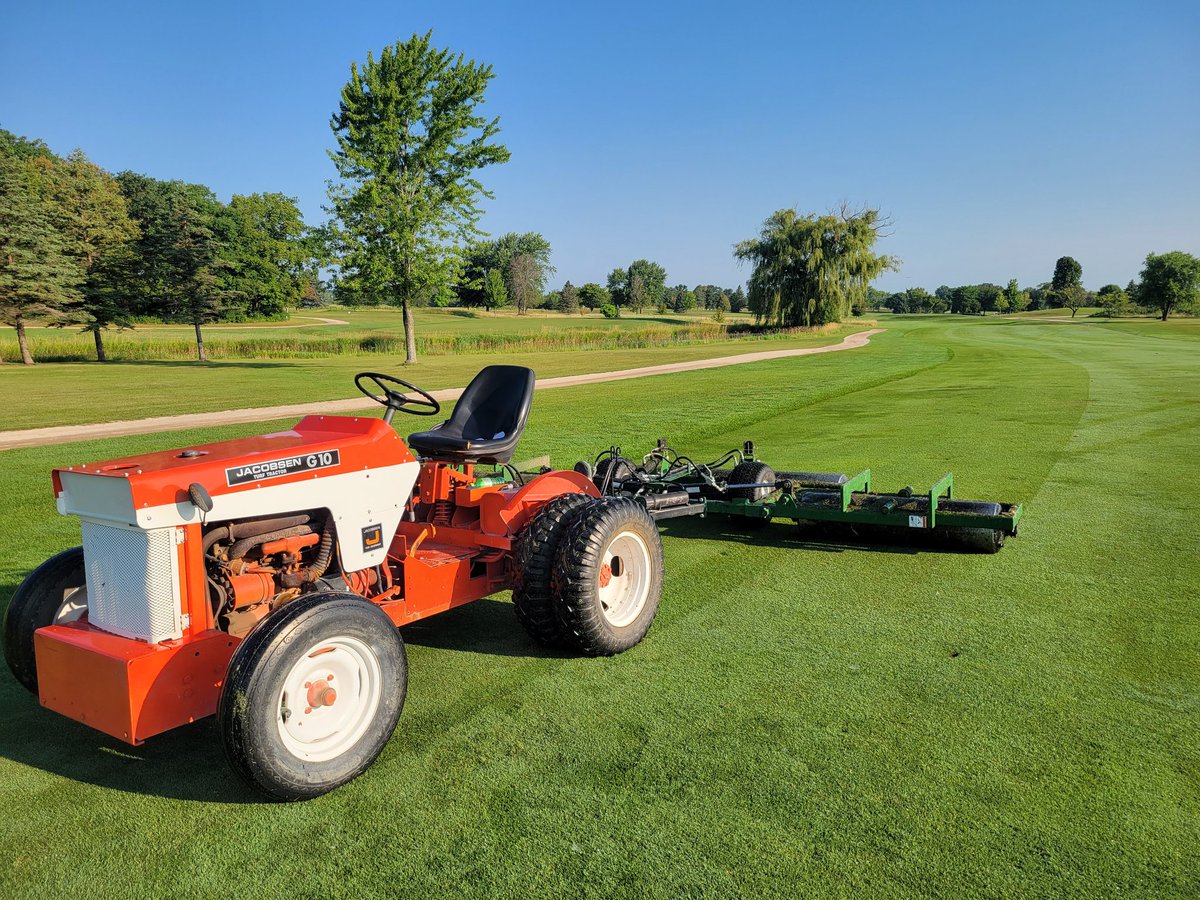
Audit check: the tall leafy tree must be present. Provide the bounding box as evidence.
[577,283,609,310]
[1051,256,1083,292]
[328,32,510,362]
[626,260,666,310]
[976,282,1004,313]
[605,267,628,307]
[458,231,553,305]
[729,285,747,313]
[508,253,538,314]
[950,284,981,315]
[483,267,507,309]
[0,155,82,364]
[627,272,647,312]
[50,150,139,361]
[735,207,895,327]
[1051,255,1084,315]
[1004,278,1029,313]
[226,192,310,320]
[1138,251,1200,321]
[1096,283,1129,317]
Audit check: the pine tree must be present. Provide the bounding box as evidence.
[0,156,81,364]
[51,150,139,361]
[559,280,579,313]
[168,194,231,361]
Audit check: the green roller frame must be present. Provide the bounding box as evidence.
[705,470,1023,535]
[585,439,1025,553]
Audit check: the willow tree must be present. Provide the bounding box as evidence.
[328,32,510,362]
[735,207,896,327]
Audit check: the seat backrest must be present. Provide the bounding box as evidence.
[449,365,535,441]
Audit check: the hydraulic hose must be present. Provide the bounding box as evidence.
[203,513,315,555]
[228,525,315,560]
[281,518,336,587]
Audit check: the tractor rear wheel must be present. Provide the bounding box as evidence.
[218,592,406,801]
[552,497,664,656]
[512,492,595,647]
[4,546,88,695]
[725,460,776,529]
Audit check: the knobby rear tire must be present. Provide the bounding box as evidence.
[552,497,664,656]
[3,546,87,695]
[511,492,595,647]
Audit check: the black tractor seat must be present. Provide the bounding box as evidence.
[407,365,535,465]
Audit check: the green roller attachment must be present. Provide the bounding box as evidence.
[590,439,1024,554]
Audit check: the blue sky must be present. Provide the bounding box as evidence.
[2,1,1197,292]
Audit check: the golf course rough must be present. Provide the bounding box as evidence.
[0,315,1196,897]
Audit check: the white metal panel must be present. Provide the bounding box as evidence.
[80,520,183,643]
[135,462,420,571]
[57,471,135,523]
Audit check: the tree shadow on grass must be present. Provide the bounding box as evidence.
[16,359,307,369]
[99,360,302,370]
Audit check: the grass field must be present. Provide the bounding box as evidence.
[0,316,1196,896]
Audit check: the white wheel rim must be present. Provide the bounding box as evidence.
[277,635,383,763]
[54,585,88,625]
[597,530,652,628]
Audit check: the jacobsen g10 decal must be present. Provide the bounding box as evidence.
[225,449,341,486]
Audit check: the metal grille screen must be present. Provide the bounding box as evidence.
[81,521,182,643]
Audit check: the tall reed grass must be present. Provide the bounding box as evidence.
[0,321,858,363]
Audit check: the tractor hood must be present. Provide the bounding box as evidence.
[51,416,419,569]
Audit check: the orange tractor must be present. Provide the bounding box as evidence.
[4,366,664,800]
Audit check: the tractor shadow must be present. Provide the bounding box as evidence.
[400,597,573,659]
[0,592,557,803]
[0,684,257,804]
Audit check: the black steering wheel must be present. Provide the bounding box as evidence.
[355,372,441,420]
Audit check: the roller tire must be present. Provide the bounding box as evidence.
[593,457,637,494]
[218,592,406,801]
[4,546,87,695]
[552,497,664,656]
[726,460,776,530]
[511,492,595,647]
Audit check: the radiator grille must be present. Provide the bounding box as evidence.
[80,521,182,643]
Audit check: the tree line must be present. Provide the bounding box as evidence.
[7,31,1195,366]
[0,128,321,363]
[875,253,1200,321]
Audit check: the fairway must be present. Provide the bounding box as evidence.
[1,316,1196,896]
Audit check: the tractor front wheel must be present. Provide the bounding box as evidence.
[552,497,664,656]
[4,546,88,695]
[218,592,406,801]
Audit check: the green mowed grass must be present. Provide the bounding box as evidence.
[0,318,1196,896]
[0,323,862,430]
